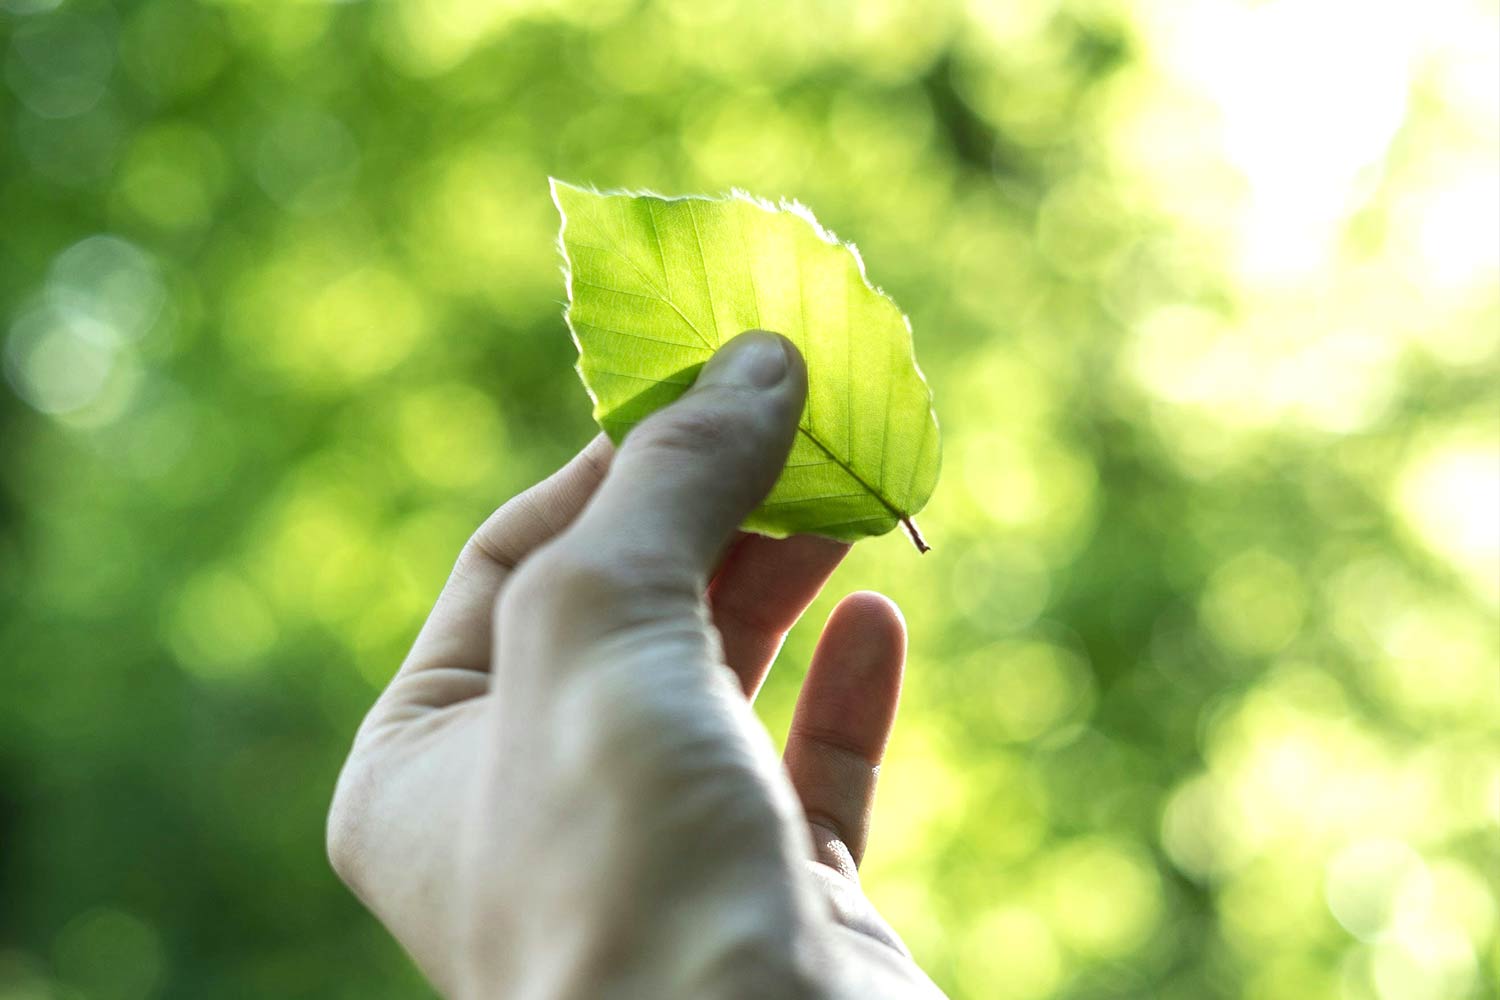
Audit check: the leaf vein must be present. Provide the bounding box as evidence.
[796,428,907,524]
[574,319,707,351]
[580,366,693,386]
[736,205,762,331]
[900,414,934,508]
[813,514,894,532]
[686,200,721,347]
[567,240,671,298]
[572,280,712,348]
[760,490,869,508]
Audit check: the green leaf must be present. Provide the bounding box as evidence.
[551,179,941,550]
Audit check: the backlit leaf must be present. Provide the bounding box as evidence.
[552,179,941,550]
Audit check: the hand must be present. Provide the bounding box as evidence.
[327,332,945,998]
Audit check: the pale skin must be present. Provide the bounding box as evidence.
[327,331,945,998]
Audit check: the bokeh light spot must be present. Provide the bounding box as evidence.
[972,638,1095,742]
[251,475,376,617]
[51,908,164,1000]
[120,0,228,99]
[4,304,117,416]
[1394,431,1500,605]
[1035,836,1163,958]
[394,382,507,489]
[957,905,1063,1000]
[1370,923,1477,1000]
[46,235,165,344]
[116,123,228,232]
[165,567,278,679]
[1160,773,1244,883]
[1324,838,1430,942]
[230,253,429,387]
[4,9,115,119]
[254,106,359,214]
[375,0,540,77]
[949,541,1051,633]
[1199,549,1306,658]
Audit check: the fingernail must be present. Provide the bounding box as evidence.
[700,331,789,389]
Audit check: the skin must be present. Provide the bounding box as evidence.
[327,331,945,998]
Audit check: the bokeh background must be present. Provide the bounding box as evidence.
[2,0,1497,997]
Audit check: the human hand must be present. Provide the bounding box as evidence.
[327,331,945,998]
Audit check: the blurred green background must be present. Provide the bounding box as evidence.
[2,0,1497,998]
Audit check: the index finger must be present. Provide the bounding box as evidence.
[379,435,613,714]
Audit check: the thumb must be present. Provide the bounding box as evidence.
[562,330,806,582]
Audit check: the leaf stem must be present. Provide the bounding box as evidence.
[797,429,930,554]
[901,516,931,554]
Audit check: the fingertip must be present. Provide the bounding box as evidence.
[796,590,906,766]
[825,591,908,670]
[696,329,805,395]
[769,330,809,408]
[740,327,807,367]
[573,331,808,578]
[831,590,905,630]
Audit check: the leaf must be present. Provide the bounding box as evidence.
[551,179,941,551]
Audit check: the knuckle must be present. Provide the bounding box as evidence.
[456,491,544,575]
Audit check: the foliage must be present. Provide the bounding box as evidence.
[555,180,940,544]
[1,2,1496,1000]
